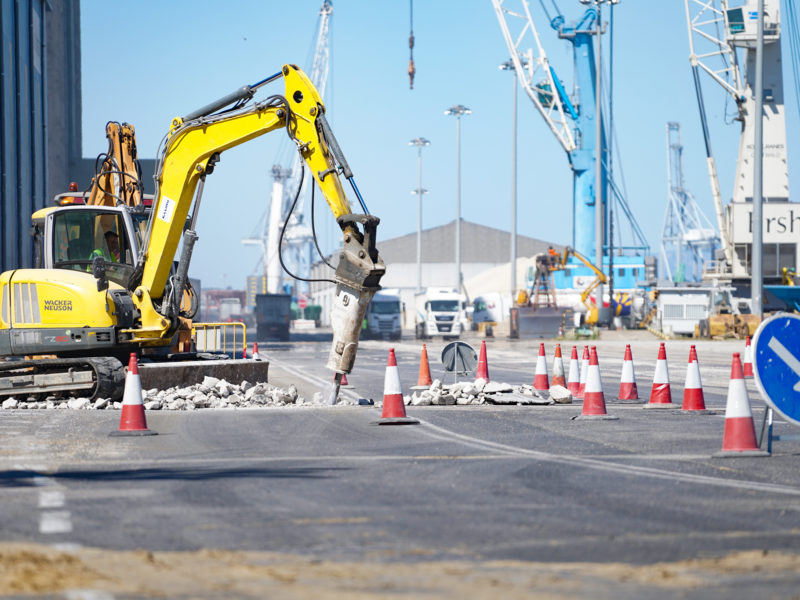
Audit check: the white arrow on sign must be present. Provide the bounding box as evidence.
[767,336,800,392]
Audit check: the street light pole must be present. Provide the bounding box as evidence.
[594,2,605,323]
[445,105,471,293]
[752,0,765,317]
[409,137,431,293]
[499,59,525,302]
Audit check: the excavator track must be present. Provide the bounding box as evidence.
[0,357,125,402]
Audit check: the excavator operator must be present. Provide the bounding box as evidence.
[92,231,120,263]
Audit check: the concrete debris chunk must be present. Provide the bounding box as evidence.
[287,385,298,403]
[199,377,218,394]
[512,385,553,404]
[67,398,90,410]
[549,385,573,404]
[484,381,513,393]
[485,392,552,405]
[189,394,207,408]
[412,392,432,406]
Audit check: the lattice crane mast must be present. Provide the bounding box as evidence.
[660,122,719,283]
[685,0,789,279]
[243,0,333,295]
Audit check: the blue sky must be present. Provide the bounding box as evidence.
[80,1,799,289]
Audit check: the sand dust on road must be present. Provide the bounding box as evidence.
[0,543,799,599]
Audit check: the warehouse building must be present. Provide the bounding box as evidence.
[308,219,556,326]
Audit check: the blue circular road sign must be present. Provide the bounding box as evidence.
[752,313,800,427]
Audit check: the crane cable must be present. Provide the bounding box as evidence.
[408,0,416,89]
[786,0,800,120]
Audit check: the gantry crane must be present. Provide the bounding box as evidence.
[685,0,792,283]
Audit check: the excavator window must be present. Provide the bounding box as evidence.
[52,209,134,287]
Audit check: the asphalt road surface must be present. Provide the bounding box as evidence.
[1,331,799,599]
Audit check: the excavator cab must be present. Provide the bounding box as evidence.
[33,205,140,289]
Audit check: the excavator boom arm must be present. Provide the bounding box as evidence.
[87,122,143,207]
[140,65,352,299]
[130,65,384,377]
[556,246,607,315]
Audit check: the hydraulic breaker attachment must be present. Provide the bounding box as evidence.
[326,214,385,377]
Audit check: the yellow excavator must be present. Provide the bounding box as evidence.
[521,246,607,325]
[554,247,608,325]
[0,64,384,401]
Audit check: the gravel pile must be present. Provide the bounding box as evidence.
[0,376,333,410]
[405,379,574,406]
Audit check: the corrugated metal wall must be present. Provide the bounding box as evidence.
[1,0,46,272]
[0,0,80,273]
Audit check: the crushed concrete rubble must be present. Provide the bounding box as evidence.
[0,376,350,410]
[1,377,573,411]
[404,379,573,407]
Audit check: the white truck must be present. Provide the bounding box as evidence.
[471,292,510,328]
[364,289,403,340]
[415,287,466,339]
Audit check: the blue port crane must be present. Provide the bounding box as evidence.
[492,0,649,290]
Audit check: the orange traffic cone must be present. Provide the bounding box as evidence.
[681,345,708,412]
[475,340,490,382]
[411,344,433,389]
[111,353,156,437]
[533,343,549,391]
[743,336,754,377]
[567,346,580,396]
[714,353,768,457]
[617,344,640,402]
[379,348,419,425]
[551,344,566,387]
[646,343,677,409]
[252,342,260,361]
[576,346,618,420]
[577,345,589,399]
